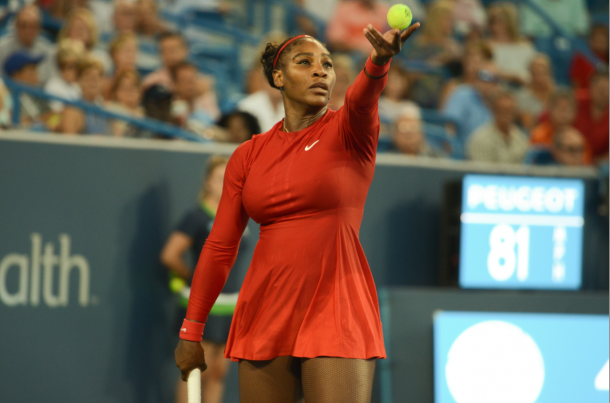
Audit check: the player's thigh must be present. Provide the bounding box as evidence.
[238,356,304,403]
[301,357,376,403]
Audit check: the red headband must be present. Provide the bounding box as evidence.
[273,35,313,70]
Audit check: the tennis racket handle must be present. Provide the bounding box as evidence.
[187,368,201,403]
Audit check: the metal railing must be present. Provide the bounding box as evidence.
[3,77,205,142]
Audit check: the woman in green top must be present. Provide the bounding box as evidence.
[161,155,246,403]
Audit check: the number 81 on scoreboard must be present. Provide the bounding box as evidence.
[459,175,585,290]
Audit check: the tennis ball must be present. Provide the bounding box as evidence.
[169,277,186,293]
[387,4,413,31]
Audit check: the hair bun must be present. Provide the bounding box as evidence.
[261,42,281,89]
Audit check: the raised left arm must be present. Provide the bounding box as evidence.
[339,23,420,160]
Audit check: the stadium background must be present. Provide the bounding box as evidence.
[0,0,608,402]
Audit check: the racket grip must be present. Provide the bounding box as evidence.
[187,368,201,403]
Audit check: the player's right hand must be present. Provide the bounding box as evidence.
[175,339,207,381]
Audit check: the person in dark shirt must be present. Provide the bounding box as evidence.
[532,127,586,167]
[574,71,609,163]
[161,155,246,403]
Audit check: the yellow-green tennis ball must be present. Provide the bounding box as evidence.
[387,4,413,30]
[170,277,186,293]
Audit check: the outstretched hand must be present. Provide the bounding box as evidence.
[363,23,420,66]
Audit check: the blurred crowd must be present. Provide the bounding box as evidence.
[0,0,607,168]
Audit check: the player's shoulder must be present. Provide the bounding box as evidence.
[227,129,269,175]
[236,124,277,151]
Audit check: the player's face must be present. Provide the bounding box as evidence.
[274,40,336,109]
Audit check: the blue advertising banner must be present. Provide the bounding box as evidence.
[459,175,585,289]
[434,311,609,403]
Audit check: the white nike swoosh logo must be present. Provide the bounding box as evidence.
[305,140,319,151]
[180,328,187,333]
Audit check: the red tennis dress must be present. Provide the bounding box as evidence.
[187,57,390,362]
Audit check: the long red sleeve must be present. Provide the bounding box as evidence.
[186,143,251,324]
[339,56,390,162]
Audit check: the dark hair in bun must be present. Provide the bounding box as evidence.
[260,35,325,89]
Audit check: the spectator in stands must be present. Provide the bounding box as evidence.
[171,61,219,131]
[0,5,54,84]
[520,0,589,38]
[104,33,138,99]
[378,63,419,123]
[574,72,609,163]
[60,57,109,135]
[326,0,389,55]
[406,1,461,67]
[246,33,287,95]
[391,105,444,157]
[3,51,51,127]
[570,24,609,94]
[245,65,267,95]
[405,1,462,107]
[439,39,492,108]
[237,68,284,132]
[50,0,114,39]
[135,0,169,39]
[113,0,137,35]
[531,127,586,166]
[486,2,536,85]
[58,8,112,73]
[142,84,177,135]
[106,70,144,137]
[290,0,322,37]
[529,89,587,160]
[48,0,79,19]
[442,61,499,143]
[467,90,528,163]
[142,32,187,90]
[514,53,555,130]
[141,32,220,119]
[217,111,261,143]
[44,39,86,113]
[299,0,425,26]
[450,0,487,37]
[328,54,356,111]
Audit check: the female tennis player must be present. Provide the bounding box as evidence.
[176,22,420,402]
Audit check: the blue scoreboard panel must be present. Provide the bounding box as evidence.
[459,175,585,289]
[434,311,609,403]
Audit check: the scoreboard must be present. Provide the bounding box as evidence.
[434,311,609,403]
[459,175,585,290]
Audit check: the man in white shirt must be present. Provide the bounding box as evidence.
[467,90,529,164]
[237,82,284,133]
